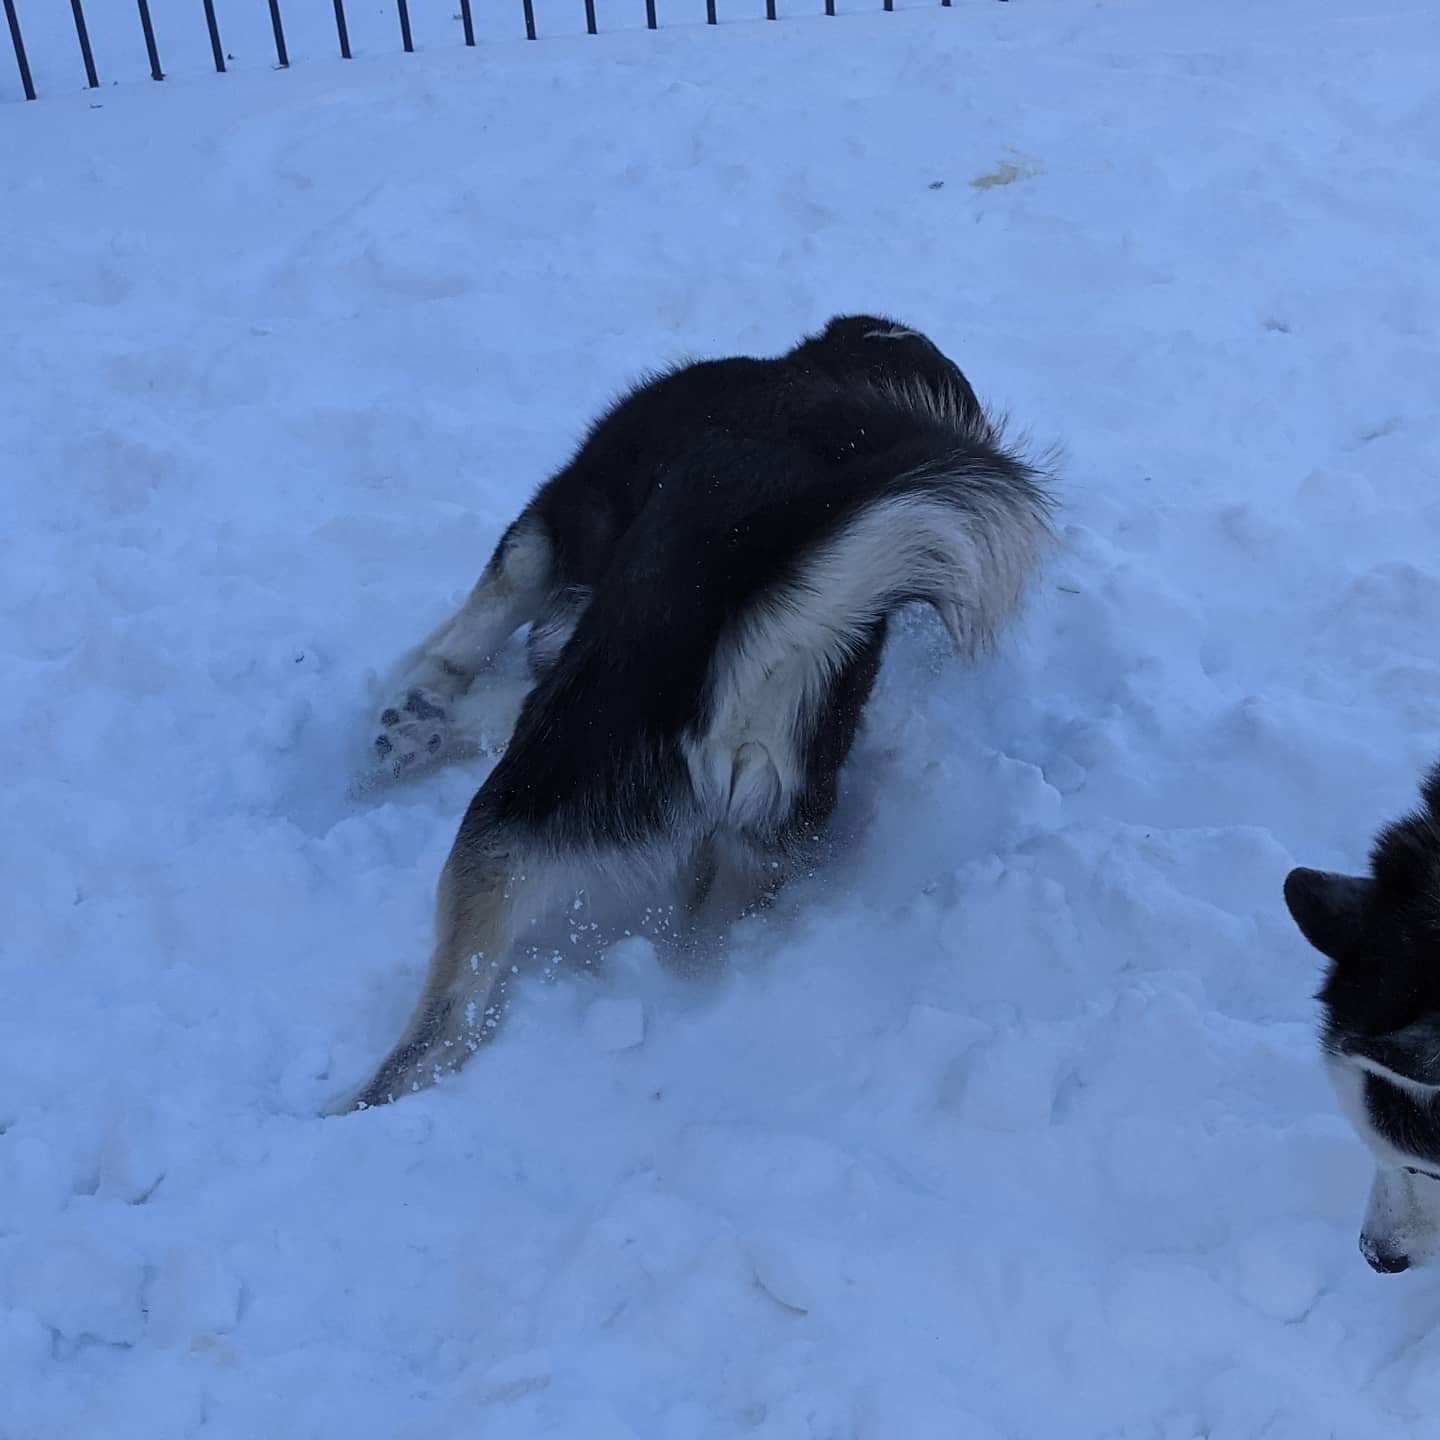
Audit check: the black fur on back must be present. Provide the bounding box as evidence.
[473,315,1051,858]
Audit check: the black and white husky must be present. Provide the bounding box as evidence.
[1286,762,1440,1274]
[331,315,1054,1113]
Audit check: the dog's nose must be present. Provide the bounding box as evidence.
[1361,1237,1411,1274]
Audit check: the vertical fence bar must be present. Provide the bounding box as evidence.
[705,0,716,22]
[396,0,413,52]
[645,0,656,27]
[3,0,34,99]
[332,0,351,57]
[201,0,225,72]
[70,0,98,86]
[521,0,536,40]
[824,0,834,13]
[459,0,474,45]
[268,0,289,66]
[766,0,776,17]
[583,0,595,34]
[136,0,164,80]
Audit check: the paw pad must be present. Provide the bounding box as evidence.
[403,689,446,722]
[372,688,450,779]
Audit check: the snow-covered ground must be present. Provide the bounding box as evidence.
[5,0,1440,1434]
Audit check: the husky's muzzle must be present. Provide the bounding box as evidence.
[1358,1165,1440,1275]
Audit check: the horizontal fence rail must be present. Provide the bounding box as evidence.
[6,0,963,101]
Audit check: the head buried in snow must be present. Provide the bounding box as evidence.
[1284,762,1440,1275]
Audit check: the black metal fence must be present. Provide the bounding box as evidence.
[4,0,955,101]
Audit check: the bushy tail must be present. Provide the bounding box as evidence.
[768,398,1054,667]
[687,402,1054,831]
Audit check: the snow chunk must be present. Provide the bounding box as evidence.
[947,1025,1076,1132]
[146,1247,244,1348]
[7,1235,145,1348]
[1230,1220,1330,1323]
[583,997,646,1053]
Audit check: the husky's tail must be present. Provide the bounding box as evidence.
[684,382,1055,839]
[801,369,1054,654]
[815,416,1053,658]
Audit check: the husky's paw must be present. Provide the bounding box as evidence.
[371,686,450,781]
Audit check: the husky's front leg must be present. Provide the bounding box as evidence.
[327,799,528,1112]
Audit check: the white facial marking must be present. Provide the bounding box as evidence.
[1361,1165,1440,1270]
[1326,1053,1440,1270]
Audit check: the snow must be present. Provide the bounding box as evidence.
[4,0,1440,1434]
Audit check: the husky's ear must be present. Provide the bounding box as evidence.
[1341,1017,1440,1089]
[1283,867,1374,960]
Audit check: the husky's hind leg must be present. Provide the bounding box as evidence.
[326,797,544,1112]
[370,513,555,781]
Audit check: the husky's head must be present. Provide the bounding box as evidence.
[1284,763,1440,1274]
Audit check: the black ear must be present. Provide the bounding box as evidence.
[1341,1017,1440,1088]
[1283,867,1374,960]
